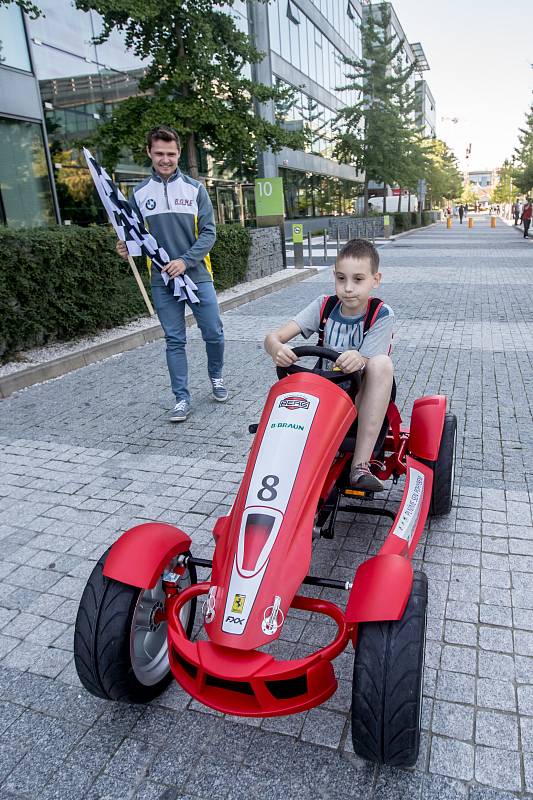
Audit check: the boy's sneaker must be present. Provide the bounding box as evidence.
[350,462,384,492]
[211,377,228,403]
[169,400,190,422]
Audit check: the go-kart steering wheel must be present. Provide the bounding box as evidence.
[276,345,363,390]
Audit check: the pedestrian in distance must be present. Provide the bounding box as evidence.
[116,125,227,422]
[513,199,522,226]
[458,204,464,224]
[521,199,532,239]
[265,239,394,493]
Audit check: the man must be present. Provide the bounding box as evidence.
[458,204,464,224]
[117,125,226,421]
[513,199,522,226]
[521,198,532,239]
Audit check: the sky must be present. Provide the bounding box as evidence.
[390,0,533,172]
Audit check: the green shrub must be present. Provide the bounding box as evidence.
[210,224,251,291]
[0,222,252,361]
[392,212,412,232]
[422,211,432,226]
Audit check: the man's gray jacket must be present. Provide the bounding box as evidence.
[131,168,216,284]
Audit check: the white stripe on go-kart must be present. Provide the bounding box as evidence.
[222,392,320,635]
[390,466,425,546]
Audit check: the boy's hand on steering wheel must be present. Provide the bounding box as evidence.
[335,349,365,374]
[273,344,298,368]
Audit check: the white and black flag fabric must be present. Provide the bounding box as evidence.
[83,148,199,303]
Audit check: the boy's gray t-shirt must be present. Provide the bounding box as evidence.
[293,295,394,357]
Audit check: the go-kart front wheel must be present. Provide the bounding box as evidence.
[429,412,457,517]
[74,550,196,703]
[351,571,427,767]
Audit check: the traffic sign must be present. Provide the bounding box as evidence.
[292,223,303,243]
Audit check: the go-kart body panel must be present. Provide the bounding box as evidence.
[167,583,349,716]
[206,372,356,651]
[346,554,413,623]
[408,395,447,461]
[102,522,191,589]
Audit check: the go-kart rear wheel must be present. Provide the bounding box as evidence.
[429,413,457,517]
[74,550,196,703]
[351,571,427,767]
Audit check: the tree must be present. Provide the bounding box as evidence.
[62,0,303,179]
[0,0,41,17]
[333,2,418,215]
[491,160,516,204]
[514,103,533,195]
[460,184,478,208]
[422,138,462,208]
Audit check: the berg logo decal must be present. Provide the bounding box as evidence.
[279,396,310,410]
[270,422,304,431]
[145,199,156,210]
[225,615,244,625]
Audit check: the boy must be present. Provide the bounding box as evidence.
[264,239,394,492]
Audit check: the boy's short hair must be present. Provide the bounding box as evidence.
[146,125,181,150]
[336,238,379,274]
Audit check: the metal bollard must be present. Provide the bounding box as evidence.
[490,216,496,229]
[468,217,473,229]
[446,217,452,229]
[307,232,313,267]
[323,231,328,260]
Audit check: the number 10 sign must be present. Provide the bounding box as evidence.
[254,177,285,218]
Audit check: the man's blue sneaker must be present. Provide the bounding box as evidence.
[169,400,190,422]
[211,377,228,403]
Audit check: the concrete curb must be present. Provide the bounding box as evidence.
[0,267,318,400]
[387,220,442,241]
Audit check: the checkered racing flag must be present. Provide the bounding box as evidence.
[84,148,199,304]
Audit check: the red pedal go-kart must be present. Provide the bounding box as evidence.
[74,345,456,767]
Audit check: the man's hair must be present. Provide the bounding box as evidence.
[336,238,380,274]
[146,125,181,150]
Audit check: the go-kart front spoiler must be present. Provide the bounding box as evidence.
[166,583,351,717]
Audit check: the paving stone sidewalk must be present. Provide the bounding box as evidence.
[0,215,532,799]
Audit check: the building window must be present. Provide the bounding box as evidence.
[287,0,300,24]
[0,117,56,227]
[0,4,31,72]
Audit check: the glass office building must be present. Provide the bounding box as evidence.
[251,0,364,217]
[0,4,58,227]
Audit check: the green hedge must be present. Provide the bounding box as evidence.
[0,223,252,361]
[211,224,251,291]
[391,212,412,232]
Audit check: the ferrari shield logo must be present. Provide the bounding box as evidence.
[231,594,246,614]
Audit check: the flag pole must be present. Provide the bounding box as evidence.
[127,255,155,316]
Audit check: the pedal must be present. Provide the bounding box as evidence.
[341,487,374,499]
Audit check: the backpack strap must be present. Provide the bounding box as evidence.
[363,297,384,336]
[317,295,339,347]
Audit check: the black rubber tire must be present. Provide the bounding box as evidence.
[429,413,457,517]
[74,549,197,703]
[351,571,428,767]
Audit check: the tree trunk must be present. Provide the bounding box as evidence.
[383,186,387,214]
[187,133,199,180]
[363,181,369,217]
[397,187,402,213]
[174,25,199,180]
[408,191,411,213]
